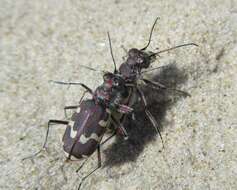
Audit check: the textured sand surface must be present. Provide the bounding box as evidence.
[1,0,237,190]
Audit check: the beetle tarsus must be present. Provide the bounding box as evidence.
[78,146,102,190]
[22,120,68,161]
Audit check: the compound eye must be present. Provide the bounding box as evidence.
[113,77,120,86]
[103,74,109,81]
[103,73,113,81]
[113,80,119,86]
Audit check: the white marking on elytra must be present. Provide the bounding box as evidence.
[64,151,69,157]
[79,133,102,144]
[69,120,75,126]
[69,121,77,138]
[81,154,88,158]
[64,150,81,160]
[76,106,81,113]
[99,120,107,127]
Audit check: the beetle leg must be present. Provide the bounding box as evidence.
[75,157,90,173]
[44,120,69,148]
[111,115,129,139]
[77,146,102,190]
[49,80,93,94]
[75,131,116,174]
[136,87,164,148]
[100,131,116,145]
[142,78,191,97]
[64,90,88,118]
[64,106,79,118]
[22,120,69,161]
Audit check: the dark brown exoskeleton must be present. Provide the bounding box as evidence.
[119,17,198,82]
[117,17,199,145]
[22,34,132,190]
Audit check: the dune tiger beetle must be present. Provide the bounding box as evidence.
[23,33,134,190]
[116,17,198,144]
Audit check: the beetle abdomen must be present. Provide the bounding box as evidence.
[62,99,110,159]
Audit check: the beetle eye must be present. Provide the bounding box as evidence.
[103,75,108,81]
[113,79,119,86]
[103,72,113,81]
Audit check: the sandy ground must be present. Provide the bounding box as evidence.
[0,0,237,190]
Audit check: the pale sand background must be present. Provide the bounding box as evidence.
[0,0,237,190]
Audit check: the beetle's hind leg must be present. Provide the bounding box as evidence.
[76,131,117,173]
[77,146,102,190]
[22,120,69,161]
[142,78,191,97]
[76,131,116,176]
[100,131,116,145]
[136,87,164,148]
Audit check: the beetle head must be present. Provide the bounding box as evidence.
[127,48,152,69]
[103,72,125,90]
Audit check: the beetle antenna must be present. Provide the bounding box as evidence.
[149,43,198,57]
[107,32,117,73]
[140,17,160,51]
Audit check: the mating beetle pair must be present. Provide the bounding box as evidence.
[24,17,198,190]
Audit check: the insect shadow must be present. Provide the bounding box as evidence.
[103,63,189,167]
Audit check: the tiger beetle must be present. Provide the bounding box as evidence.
[22,32,135,190]
[115,17,198,144]
[119,17,198,82]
